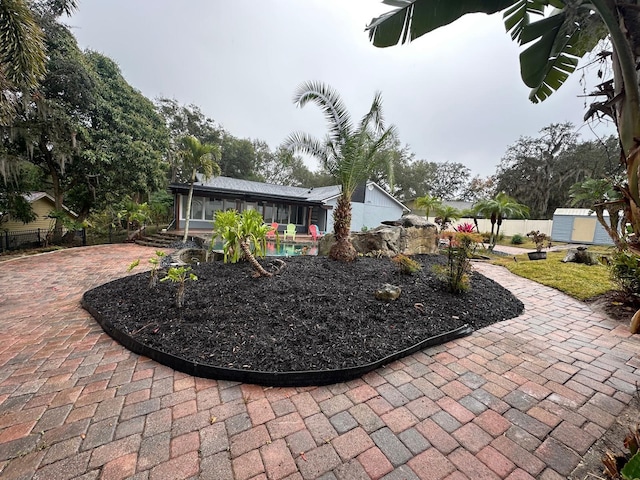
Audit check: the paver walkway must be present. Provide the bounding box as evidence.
[0,244,639,480]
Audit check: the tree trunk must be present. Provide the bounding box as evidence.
[488,216,497,251]
[329,194,357,262]
[594,208,625,250]
[240,241,272,277]
[182,168,196,243]
[50,167,64,243]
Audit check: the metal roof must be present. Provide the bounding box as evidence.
[170,176,408,210]
[553,208,609,217]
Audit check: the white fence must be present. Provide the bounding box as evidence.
[426,217,554,237]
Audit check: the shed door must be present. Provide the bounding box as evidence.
[571,217,597,242]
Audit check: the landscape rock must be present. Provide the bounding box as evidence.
[351,225,404,256]
[382,214,434,228]
[562,246,599,265]
[318,221,438,257]
[374,283,401,301]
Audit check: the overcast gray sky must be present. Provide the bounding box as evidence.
[67,0,616,178]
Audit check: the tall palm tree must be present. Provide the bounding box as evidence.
[415,194,442,219]
[285,81,396,262]
[474,192,529,250]
[179,135,221,243]
[366,0,640,249]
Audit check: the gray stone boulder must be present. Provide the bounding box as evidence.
[382,214,433,228]
[351,225,404,257]
[562,246,599,265]
[374,284,401,301]
[318,220,438,257]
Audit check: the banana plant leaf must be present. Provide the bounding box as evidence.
[621,451,640,480]
[368,0,516,47]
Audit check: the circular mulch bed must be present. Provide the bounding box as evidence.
[82,254,524,386]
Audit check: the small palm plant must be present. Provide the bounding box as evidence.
[127,250,166,288]
[415,194,442,219]
[212,209,282,277]
[161,266,197,308]
[148,251,166,288]
[433,205,461,233]
[474,193,529,251]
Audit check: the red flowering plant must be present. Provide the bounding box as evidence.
[454,222,476,233]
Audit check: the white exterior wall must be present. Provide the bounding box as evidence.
[427,217,554,236]
[325,185,406,233]
[325,198,338,234]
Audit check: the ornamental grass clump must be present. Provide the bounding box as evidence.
[391,253,422,275]
[435,232,482,293]
[161,266,197,308]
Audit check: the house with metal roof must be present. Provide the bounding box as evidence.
[169,176,409,235]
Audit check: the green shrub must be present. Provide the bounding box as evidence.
[434,232,482,293]
[510,234,524,245]
[610,251,640,302]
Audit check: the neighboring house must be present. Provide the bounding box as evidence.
[1,192,78,233]
[169,176,409,234]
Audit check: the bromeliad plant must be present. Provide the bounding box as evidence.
[161,266,197,308]
[455,222,476,233]
[212,209,283,277]
[435,232,482,294]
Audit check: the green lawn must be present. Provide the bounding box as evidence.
[491,251,616,300]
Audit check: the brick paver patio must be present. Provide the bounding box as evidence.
[0,244,638,479]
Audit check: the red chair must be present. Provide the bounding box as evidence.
[266,222,278,239]
[309,224,322,242]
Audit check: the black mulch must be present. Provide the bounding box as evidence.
[83,254,524,373]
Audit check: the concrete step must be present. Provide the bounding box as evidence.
[135,230,182,248]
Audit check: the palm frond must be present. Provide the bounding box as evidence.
[284,131,331,169]
[0,0,46,89]
[293,81,352,142]
[359,91,386,135]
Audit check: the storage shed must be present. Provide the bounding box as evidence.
[551,208,615,245]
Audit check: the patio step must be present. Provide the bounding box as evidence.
[135,231,182,248]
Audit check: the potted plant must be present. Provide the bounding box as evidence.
[526,230,550,260]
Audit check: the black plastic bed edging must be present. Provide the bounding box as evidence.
[82,295,473,387]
